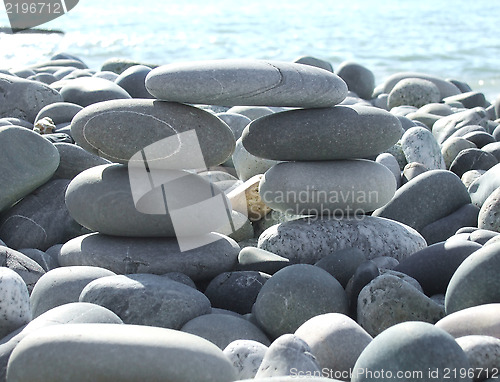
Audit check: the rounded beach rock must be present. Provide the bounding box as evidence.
[382,72,461,99]
[441,136,477,169]
[356,274,445,336]
[0,126,60,213]
[401,126,446,170]
[253,264,348,339]
[314,247,366,288]
[352,322,471,382]
[456,335,500,381]
[258,216,426,264]
[388,78,441,109]
[29,266,117,318]
[71,99,235,166]
[80,274,211,329]
[6,323,237,382]
[52,142,111,180]
[0,246,45,294]
[0,268,31,340]
[259,160,396,215]
[232,137,280,181]
[114,64,154,98]
[58,232,239,281]
[469,163,500,207]
[478,186,500,232]
[59,76,131,107]
[335,61,375,100]
[181,313,270,349]
[295,313,372,381]
[242,105,403,161]
[372,169,471,231]
[449,148,498,178]
[445,242,500,314]
[145,59,348,108]
[223,340,267,380]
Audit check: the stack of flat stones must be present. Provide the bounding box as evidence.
[2,54,500,381]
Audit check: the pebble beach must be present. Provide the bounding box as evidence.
[2,1,500,377]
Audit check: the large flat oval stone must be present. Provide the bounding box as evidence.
[258,216,426,263]
[145,60,348,108]
[58,232,240,281]
[0,126,60,213]
[6,323,237,382]
[372,169,471,231]
[71,99,235,167]
[65,163,230,237]
[259,160,396,214]
[241,105,403,160]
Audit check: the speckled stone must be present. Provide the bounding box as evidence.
[254,265,348,339]
[0,246,45,294]
[71,99,235,166]
[373,169,471,231]
[401,126,446,170]
[433,107,490,144]
[456,335,500,381]
[0,126,60,213]
[441,137,477,169]
[260,160,396,215]
[295,313,372,381]
[445,242,500,314]
[258,216,426,264]
[382,72,461,99]
[223,340,268,380]
[255,334,321,378]
[58,232,239,282]
[469,163,500,207]
[394,240,481,296]
[145,59,348,108]
[388,78,440,109]
[6,324,237,382]
[0,268,31,339]
[80,274,211,329]
[435,304,500,338]
[352,322,471,382]
[449,148,498,178]
[0,73,63,123]
[478,186,500,232]
[357,275,445,336]
[241,105,403,161]
[29,266,116,318]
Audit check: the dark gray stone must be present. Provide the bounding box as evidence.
[204,271,270,314]
[373,169,471,231]
[449,148,498,178]
[236,247,290,274]
[335,61,375,100]
[433,107,490,144]
[315,247,366,288]
[394,240,481,296]
[43,132,73,143]
[145,59,348,108]
[447,124,487,142]
[0,73,62,123]
[71,99,235,166]
[382,72,461,99]
[469,163,500,207]
[27,72,56,85]
[65,164,231,237]
[443,91,487,109]
[101,58,157,74]
[114,64,154,98]
[0,246,45,294]
[242,105,402,161]
[216,112,251,140]
[0,126,60,213]
[462,131,496,148]
[445,242,500,314]
[0,179,87,251]
[295,313,372,381]
[0,302,121,380]
[6,323,237,382]
[58,232,240,282]
[259,216,426,264]
[293,55,333,72]
[420,203,480,245]
[352,322,471,382]
[253,264,348,339]
[29,265,116,318]
[60,77,131,107]
[254,334,320,378]
[345,261,380,317]
[259,160,396,215]
[17,248,59,272]
[53,143,111,179]
[447,79,472,93]
[161,272,196,289]
[441,137,477,168]
[80,274,211,329]
[181,313,270,349]
[34,102,83,126]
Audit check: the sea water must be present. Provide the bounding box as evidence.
[1,0,499,101]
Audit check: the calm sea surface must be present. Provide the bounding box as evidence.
[1,0,499,101]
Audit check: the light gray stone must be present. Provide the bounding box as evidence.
[258,216,426,264]
[6,323,237,382]
[435,304,500,339]
[223,340,268,380]
[441,137,477,169]
[0,269,31,340]
[233,137,280,181]
[433,107,490,144]
[0,247,45,294]
[34,102,83,126]
[216,112,251,140]
[456,335,500,381]
[145,59,348,108]
[375,153,401,188]
[60,76,131,107]
[293,55,333,72]
[469,163,500,207]
[401,126,445,170]
[388,78,440,109]
[382,72,461,99]
[242,105,403,161]
[227,106,274,121]
[478,187,500,232]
